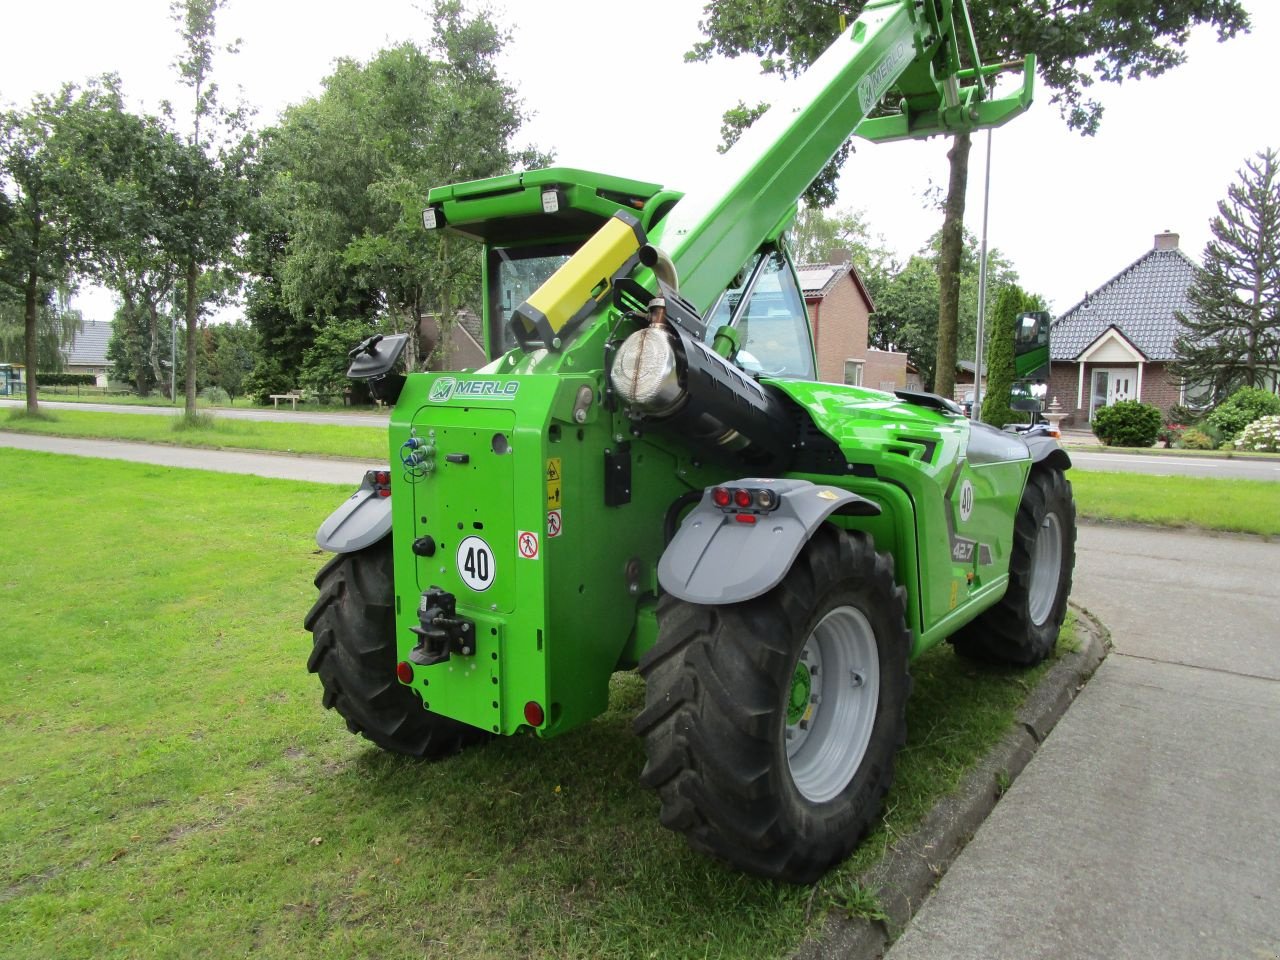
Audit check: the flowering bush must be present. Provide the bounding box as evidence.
[1205,387,1280,442]
[1233,415,1280,453]
[1179,428,1216,450]
[1157,424,1184,448]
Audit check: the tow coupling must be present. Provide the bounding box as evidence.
[408,587,476,666]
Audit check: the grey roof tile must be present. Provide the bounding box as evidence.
[1050,247,1199,361]
[65,319,113,366]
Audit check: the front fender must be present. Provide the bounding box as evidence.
[657,478,880,606]
[316,471,392,553]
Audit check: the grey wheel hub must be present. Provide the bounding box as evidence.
[1028,512,1063,626]
[786,605,880,804]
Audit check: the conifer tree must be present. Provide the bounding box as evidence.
[1173,148,1280,399]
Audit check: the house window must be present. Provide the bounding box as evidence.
[844,360,864,386]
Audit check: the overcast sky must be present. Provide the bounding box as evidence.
[3,0,1278,321]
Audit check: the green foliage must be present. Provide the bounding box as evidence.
[204,320,254,398]
[251,1,545,388]
[869,232,1021,390]
[1173,149,1280,397]
[981,284,1029,427]
[34,372,96,387]
[198,385,230,405]
[0,80,119,407]
[299,315,379,399]
[1233,415,1280,452]
[1204,386,1280,441]
[787,203,893,289]
[1179,428,1216,450]
[1091,399,1164,447]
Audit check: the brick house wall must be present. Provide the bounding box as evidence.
[863,348,909,391]
[807,272,870,384]
[1047,360,1184,427]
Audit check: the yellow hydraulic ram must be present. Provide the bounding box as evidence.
[509,210,646,351]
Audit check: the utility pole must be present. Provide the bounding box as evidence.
[972,130,993,419]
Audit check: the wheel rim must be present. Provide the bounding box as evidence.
[1027,512,1063,626]
[785,605,880,804]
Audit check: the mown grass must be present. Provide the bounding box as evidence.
[0,450,1068,959]
[1071,470,1280,537]
[1,408,385,460]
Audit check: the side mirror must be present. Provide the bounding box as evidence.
[347,333,409,405]
[1009,395,1042,413]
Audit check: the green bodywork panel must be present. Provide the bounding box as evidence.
[374,0,1041,740]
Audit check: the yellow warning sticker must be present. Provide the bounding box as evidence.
[949,580,960,610]
[816,489,840,501]
[545,457,563,509]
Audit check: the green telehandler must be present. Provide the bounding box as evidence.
[305,0,1074,883]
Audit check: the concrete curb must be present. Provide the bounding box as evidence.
[794,604,1111,960]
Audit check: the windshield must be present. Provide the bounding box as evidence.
[488,244,574,356]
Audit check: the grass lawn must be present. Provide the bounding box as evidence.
[1,451,1067,959]
[1071,470,1280,537]
[2,408,386,461]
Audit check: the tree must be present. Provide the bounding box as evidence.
[250,0,544,386]
[0,82,115,414]
[787,203,893,292]
[870,230,1020,390]
[0,285,82,372]
[206,320,255,399]
[981,284,1030,427]
[690,0,1251,398]
[168,0,254,417]
[1173,148,1280,398]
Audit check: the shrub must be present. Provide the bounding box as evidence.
[1179,428,1216,450]
[36,372,97,387]
[1233,415,1280,453]
[1091,400,1163,447]
[1165,404,1198,427]
[199,386,231,406]
[1157,425,1183,448]
[1204,387,1280,442]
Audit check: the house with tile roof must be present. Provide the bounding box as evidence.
[1047,231,1198,426]
[797,258,909,390]
[64,319,114,385]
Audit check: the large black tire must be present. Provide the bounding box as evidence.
[634,528,910,884]
[950,466,1076,666]
[304,542,490,758]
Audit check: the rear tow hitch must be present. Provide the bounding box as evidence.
[408,587,476,665]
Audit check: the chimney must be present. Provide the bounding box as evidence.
[827,248,852,265]
[1155,230,1179,251]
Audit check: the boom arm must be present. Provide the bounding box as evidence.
[647,0,1034,314]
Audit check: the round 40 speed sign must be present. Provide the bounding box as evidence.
[456,535,495,592]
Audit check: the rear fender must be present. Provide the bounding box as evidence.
[316,470,392,554]
[658,478,880,605]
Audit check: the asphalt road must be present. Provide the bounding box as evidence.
[0,397,388,428]
[1067,448,1280,481]
[5,399,1278,478]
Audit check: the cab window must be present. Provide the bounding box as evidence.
[705,249,815,380]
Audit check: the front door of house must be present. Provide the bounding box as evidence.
[1090,367,1136,420]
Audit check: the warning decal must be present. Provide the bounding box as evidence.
[547,510,562,538]
[517,530,540,560]
[546,457,562,509]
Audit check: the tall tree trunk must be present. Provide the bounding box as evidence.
[23,267,40,415]
[933,132,971,398]
[184,259,199,415]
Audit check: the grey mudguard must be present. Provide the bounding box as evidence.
[1023,433,1072,472]
[315,473,392,553]
[658,478,881,606]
